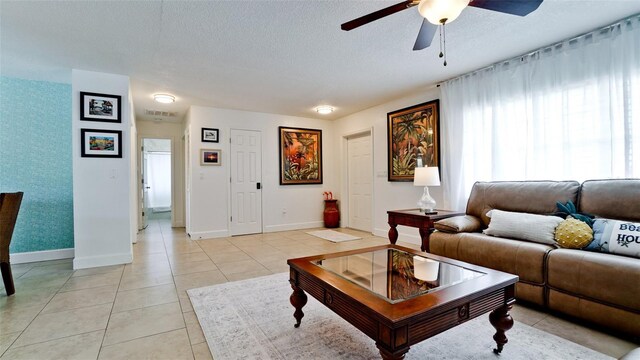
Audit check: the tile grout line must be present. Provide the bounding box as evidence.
[95,259,127,360]
[4,263,75,352]
[158,218,195,359]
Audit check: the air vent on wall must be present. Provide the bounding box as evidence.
[145,109,177,117]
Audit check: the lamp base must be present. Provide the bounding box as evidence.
[417,186,437,214]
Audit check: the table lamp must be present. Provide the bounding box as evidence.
[413,166,440,214]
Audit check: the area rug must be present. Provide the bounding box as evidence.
[306,229,361,242]
[187,273,612,360]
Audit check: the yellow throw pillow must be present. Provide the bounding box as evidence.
[555,217,594,249]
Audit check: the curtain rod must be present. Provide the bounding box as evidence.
[436,12,640,87]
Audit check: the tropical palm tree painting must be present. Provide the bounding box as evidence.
[279,127,323,185]
[389,250,439,300]
[387,100,440,181]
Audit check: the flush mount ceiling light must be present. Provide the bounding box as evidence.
[153,94,175,104]
[315,105,334,115]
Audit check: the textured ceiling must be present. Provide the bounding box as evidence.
[2,1,640,122]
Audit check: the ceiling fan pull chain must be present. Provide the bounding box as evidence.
[438,24,444,59]
[443,22,447,66]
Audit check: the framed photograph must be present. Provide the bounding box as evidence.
[279,126,322,185]
[200,149,221,166]
[387,100,440,182]
[81,129,122,158]
[202,128,219,143]
[80,92,122,123]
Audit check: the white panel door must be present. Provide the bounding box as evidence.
[230,129,262,235]
[347,133,372,232]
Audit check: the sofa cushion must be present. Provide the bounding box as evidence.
[578,179,640,222]
[430,232,553,285]
[466,181,580,227]
[547,249,640,312]
[434,215,482,233]
[483,209,563,245]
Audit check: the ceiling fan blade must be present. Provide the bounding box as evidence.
[468,0,543,16]
[413,19,437,51]
[341,0,417,31]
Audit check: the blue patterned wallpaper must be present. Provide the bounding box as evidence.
[0,77,74,253]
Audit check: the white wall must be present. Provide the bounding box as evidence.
[185,106,335,239]
[72,69,133,269]
[333,87,443,246]
[137,120,186,227]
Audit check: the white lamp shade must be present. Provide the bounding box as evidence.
[418,0,469,25]
[413,166,441,187]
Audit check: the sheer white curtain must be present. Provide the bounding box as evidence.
[441,16,640,210]
[147,152,172,210]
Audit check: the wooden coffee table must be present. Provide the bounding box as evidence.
[288,244,518,360]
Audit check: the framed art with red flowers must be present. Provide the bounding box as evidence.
[278,126,322,185]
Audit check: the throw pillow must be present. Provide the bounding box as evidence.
[554,216,594,249]
[585,218,640,258]
[483,209,563,245]
[434,215,482,233]
[555,200,594,226]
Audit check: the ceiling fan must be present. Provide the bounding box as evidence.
[341,0,543,65]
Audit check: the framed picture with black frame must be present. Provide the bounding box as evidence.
[202,128,219,143]
[80,92,122,123]
[80,128,123,158]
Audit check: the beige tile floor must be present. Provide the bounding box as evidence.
[0,216,637,359]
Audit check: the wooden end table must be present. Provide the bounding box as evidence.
[288,244,518,359]
[387,209,464,252]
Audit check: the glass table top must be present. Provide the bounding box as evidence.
[313,248,484,304]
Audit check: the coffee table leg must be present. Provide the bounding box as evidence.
[289,282,308,328]
[489,299,515,354]
[377,346,409,360]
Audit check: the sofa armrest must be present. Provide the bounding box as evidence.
[435,215,482,234]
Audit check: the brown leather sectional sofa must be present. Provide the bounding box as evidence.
[430,179,640,339]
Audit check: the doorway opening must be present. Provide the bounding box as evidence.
[140,138,172,230]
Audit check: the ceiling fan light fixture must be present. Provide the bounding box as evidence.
[153,94,175,104]
[418,0,469,25]
[315,105,334,115]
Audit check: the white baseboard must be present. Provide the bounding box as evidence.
[264,221,324,233]
[73,252,133,270]
[373,227,421,246]
[188,229,229,240]
[10,248,75,264]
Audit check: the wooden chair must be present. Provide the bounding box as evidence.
[1,192,23,296]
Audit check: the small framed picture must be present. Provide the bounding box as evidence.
[80,92,122,123]
[202,128,219,143]
[81,129,122,158]
[201,149,221,166]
